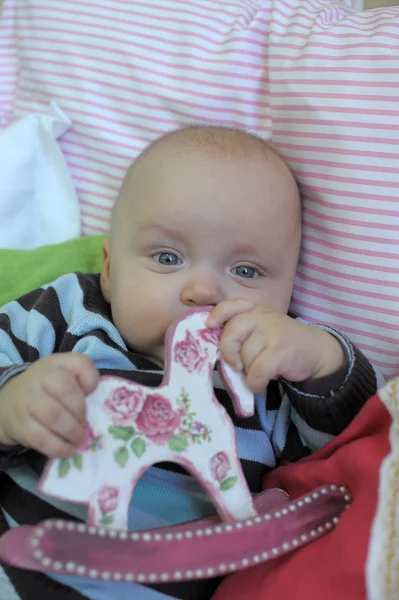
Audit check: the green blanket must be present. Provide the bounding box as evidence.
[0,235,106,307]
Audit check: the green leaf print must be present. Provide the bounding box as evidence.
[131,437,146,458]
[219,476,238,492]
[58,458,70,478]
[114,445,129,468]
[72,454,83,471]
[109,425,135,441]
[168,435,189,453]
[99,514,114,526]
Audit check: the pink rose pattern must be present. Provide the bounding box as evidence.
[174,330,208,373]
[78,423,102,452]
[104,386,143,427]
[136,394,181,444]
[98,485,119,513]
[210,451,230,481]
[198,327,222,346]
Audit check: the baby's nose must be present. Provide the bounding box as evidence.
[180,273,224,307]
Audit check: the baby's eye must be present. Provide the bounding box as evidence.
[153,252,182,266]
[231,265,259,279]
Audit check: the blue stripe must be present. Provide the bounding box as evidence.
[0,301,56,359]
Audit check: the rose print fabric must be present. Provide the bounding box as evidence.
[38,308,257,528]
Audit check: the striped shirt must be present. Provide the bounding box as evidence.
[0,272,378,600]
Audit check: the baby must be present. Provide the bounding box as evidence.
[0,126,378,600]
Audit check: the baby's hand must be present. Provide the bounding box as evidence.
[0,353,99,458]
[206,300,345,394]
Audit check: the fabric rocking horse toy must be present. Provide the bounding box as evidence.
[0,308,350,584]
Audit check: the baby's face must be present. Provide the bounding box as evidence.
[101,145,301,365]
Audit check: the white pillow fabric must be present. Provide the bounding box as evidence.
[0,0,398,378]
[0,102,80,249]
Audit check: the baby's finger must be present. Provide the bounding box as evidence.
[219,314,257,370]
[245,351,278,394]
[20,412,78,458]
[43,367,87,422]
[31,396,86,449]
[240,331,268,375]
[206,299,255,329]
[50,353,99,395]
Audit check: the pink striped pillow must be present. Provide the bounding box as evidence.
[0,0,398,378]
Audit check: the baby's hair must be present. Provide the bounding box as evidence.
[110,125,297,240]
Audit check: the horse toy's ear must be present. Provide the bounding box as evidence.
[38,307,258,528]
[0,308,351,585]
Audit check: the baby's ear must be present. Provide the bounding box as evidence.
[100,237,111,303]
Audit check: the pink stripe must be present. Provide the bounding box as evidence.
[19,36,267,71]
[328,325,398,349]
[80,216,108,233]
[67,160,122,184]
[272,40,399,51]
[18,82,270,125]
[304,220,399,246]
[71,173,118,193]
[62,150,126,177]
[298,258,399,285]
[275,116,398,133]
[79,209,110,228]
[274,140,399,160]
[61,139,134,163]
[74,192,113,213]
[274,129,399,147]
[271,52,398,62]
[299,247,399,275]
[301,174,399,194]
[303,233,399,260]
[284,154,399,176]
[293,294,399,326]
[274,77,399,87]
[20,52,269,90]
[270,90,399,103]
[270,65,399,74]
[276,29,399,41]
[19,68,270,108]
[306,205,399,223]
[296,271,398,303]
[302,184,399,205]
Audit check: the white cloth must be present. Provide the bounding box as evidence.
[0,102,80,249]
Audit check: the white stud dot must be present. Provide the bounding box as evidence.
[301,534,308,542]
[262,552,269,559]
[185,531,193,538]
[33,550,43,559]
[225,525,233,532]
[98,528,106,537]
[344,495,351,502]
[253,555,260,563]
[255,516,262,523]
[325,522,332,530]
[215,526,223,534]
[31,539,39,548]
[283,543,290,551]
[143,533,152,542]
[66,522,76,531]
[119,531,128,540]
[108,529,117,538]
[185,570,194,578]
[242,559,249,567]
[166,533,174,541]
[56,521,64,531]
[137,574,146,582]
[102,571,111,580]
[161,573,169,582]
[304,497,312,504]
[41,557,52,567]
[88,526,97,535]
[207,568,215,576]
[175,532,183,540]
[125,573,135,582]
[321,487,327,494]
[339,486,346,493]
[149,573,157,582]
[195,569,203,577]
[89,569,99,578]
[289,505,296,512]
[272,548,279,555]
[36,528,45,537]
[310,530,317,538]
[77,566,86,576]
[292,539,299,547]
[274,512,281,519]
[229,563,236,571]
[333,517,339,525]
[113,572,122,581]
[53,561,63,570]
[174,571,182,580]
[196,529,204,537]
[154,533,162,541]
[205,528,213,535]
[297,501,304,507]
[130,532,140,541]
[264,514,271,521]
[235,522,243,529]
[330,485,337,491]
[245,519,253,526]
[312,493,319,500]
[219,564,227,572]
[44,521,53,530]
[318,526,324,534]
[281,509,288,515]
[66,562,76,572]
